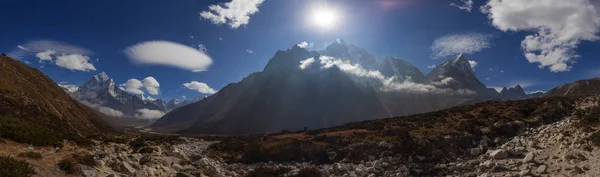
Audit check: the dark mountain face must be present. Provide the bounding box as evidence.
[153,46,391,134]
[427,54,484,90]
[0,55,110,135]
[543,78,600,97]
[500,85,527,100]
[151,43,483,134]
[378,57,426,83]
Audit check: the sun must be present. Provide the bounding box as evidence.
[311,8,339,29]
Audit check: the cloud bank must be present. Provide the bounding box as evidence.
[183,81,217,94]
[200,0,265,29]
[482,0,600,72]
[302,56,474,94]
[135,109,165,120]
[125,41,213,72]
[431,33,491,59]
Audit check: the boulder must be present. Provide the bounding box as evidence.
[536,165,547,174]
[523,152,535,163]
[470,148,482,156]
[489,149,509,159]
[119,162,136,174]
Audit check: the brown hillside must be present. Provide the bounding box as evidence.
[0,54,110,141]
[544,78,600,97]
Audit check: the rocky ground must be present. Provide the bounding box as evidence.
[2,97,600,177]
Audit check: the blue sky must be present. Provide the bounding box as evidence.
[1,0,600,100]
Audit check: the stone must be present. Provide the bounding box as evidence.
[416,156,426,161]
[119,162,136,174]
[523,152,535,163]
[470,148,482,156]
[173,164,184,171]
[80,165,96,177]
[176,172,197,177]
[536,165,547,174]
[519,168,531,176]
[491,165,507,172]
[478,173,490,177]
[489,149,509,159]
[328,151,337,161]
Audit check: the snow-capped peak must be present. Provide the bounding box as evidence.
[94,72,110,83]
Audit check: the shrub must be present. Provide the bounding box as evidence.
[58,157,80,174]
[589,132,600,146]
[0,156,36,177]
[245,166,290,177]
[294,167,323,177]
[365,122,385,131]
[18,152,42,160]
[72,153,96,167]
[0,117,62,147]
[139,147,155,154]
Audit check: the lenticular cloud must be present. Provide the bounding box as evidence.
[125,41,213,72]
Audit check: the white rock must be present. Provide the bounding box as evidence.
[523,152,535,163]
[536,165,547,174]
[489,149,509,159]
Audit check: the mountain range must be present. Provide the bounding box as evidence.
[151,41,539,134]
[59,72,203,120]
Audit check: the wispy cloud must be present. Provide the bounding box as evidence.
[200,0,265,29]
[297,41,314,49]
[450,0,473,12]
[125,41,213,72]
[8,40,97,72]
[482,0,600,72]
[431,33,491,59]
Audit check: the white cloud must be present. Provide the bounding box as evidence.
[431,33,491,58]
[450,0,473,12]
[58,84,79,93]
[482,0,600,72]
[125,41,213,72]
[55,54,97,72]
[17,45,29,51]
[35,50,56,61]
[297,41,314,48]
[142,77,160,95]
[468,60,478,69]
[485,77,490,80]
[427,65,436,69]
[299,57,316,70]
[200,0,265,29]
[121,79,144,95]
[23,61,31,65]
[183,81,217,94]
[120,77,161,95]
[8,40,97,71]
[198,44,208,54]
[135,109,165,120]
[246,49,254,54]
[181,96,187,100]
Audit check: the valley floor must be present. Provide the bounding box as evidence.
[2,96,600,177]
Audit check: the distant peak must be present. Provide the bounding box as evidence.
[94,72,110,82]
[456,53,465,60]
[514,85,523,89]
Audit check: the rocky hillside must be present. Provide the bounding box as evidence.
[544,78,600,97]
[0,54,110,145]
